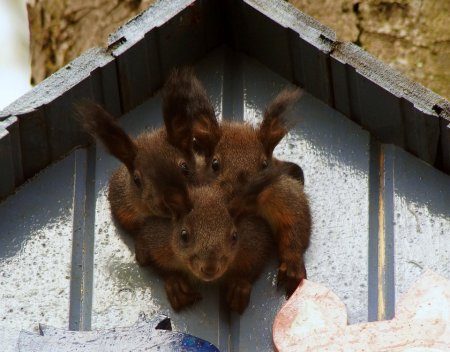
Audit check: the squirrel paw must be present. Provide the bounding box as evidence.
[277,260,307,297]
[165,276,202,311]
[226,279,252,314]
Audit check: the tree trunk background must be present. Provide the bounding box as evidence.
[27,0,449,99]
[27,0,156,85]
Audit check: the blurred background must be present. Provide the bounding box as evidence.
[0,0,30,109]
[0,0,448,110]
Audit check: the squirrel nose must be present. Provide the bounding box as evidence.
[201,265,218,277]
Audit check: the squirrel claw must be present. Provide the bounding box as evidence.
[226,279,252,314]
[277,260,307,298]
[165,276,202,311]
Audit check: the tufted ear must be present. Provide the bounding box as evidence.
[258,88,302,156]
[162,67,217,156]
[77,101,137,173]
[192,113,221,158]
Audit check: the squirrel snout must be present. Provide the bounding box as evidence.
[200,265,219,277]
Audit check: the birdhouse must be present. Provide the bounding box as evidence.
[0,0,449,350]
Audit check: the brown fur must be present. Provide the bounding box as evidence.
[257,176,311,295]
[134,156,279,313]
[258,89,302,156]
[192,86,312,296]
[76,68,211,234]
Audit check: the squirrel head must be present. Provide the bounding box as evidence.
[151,156,238,282]
[170,186,238,282]
[193,87,303,184]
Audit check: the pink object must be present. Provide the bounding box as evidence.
[273,270,450,351]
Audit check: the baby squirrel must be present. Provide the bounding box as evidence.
[77,68,213,234]
[192,87,312,297]
[134,154,282,313]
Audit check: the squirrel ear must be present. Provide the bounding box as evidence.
[162,67,216,155]
[192,113,221,158]
[76,101,137,172]
[258,88,302,156]
[162,69,193,154]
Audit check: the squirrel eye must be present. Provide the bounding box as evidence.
[231,231,238,245]
[180,229,189,243]
[179,161,189,175]
[262,159,268,169]
[133,172,142,188]
[212,158,220,172]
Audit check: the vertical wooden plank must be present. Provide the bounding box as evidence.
[376,144,396,320]
[112,34,159,113]
[330,56,351,118]
[0,128,15,199]
[289,32,333,105]
[439,112,450,173]
[401,99,440,164]
[0,154,77,331]
[68,148,96,331]
[390,145,450,304]
[0,116,23,186]
[17,109,51,179]
[156,2,208,80]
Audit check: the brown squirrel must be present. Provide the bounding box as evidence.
[79,68,309,302]
[77,68,215,234]
[192,87,312,297]
[134,155,282,313]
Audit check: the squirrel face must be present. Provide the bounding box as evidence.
[170,187,238,282]
[199,122,270,185]
[193,88,303,186]
[77,102,196,221]
[129,131,196,216]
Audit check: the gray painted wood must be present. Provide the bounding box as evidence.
[16,110,52,180]
[0,154,76,331]
[388,145,450,301]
